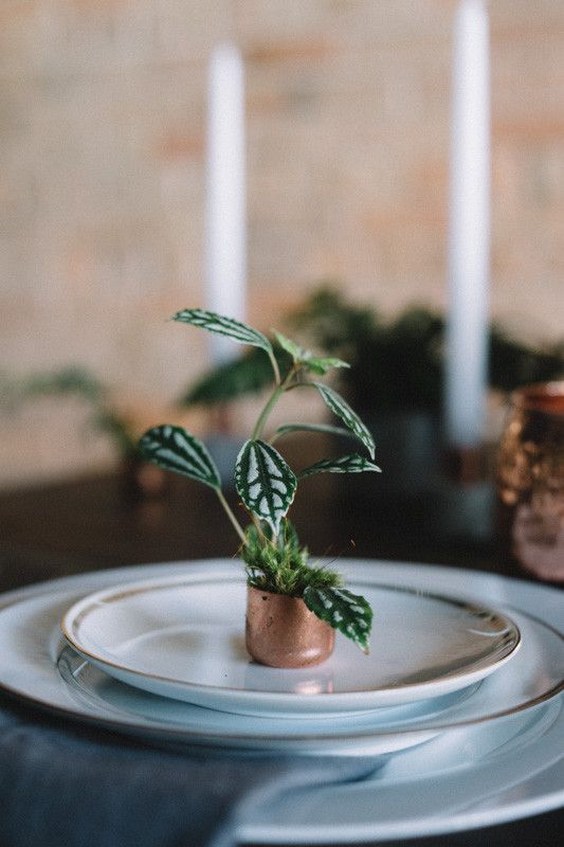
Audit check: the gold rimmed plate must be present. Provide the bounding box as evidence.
[61,570,521,718]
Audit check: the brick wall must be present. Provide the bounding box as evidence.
[1,0,563,487]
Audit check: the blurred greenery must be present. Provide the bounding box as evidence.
[0,365,138,457]
[3,287,562,441]
[178,285,563,413]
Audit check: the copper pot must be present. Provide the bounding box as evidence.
[496,381,564,582]
[245,586,335,668]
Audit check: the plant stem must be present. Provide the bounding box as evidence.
[251,364,301,442]
[251,383,285,441]
[216,488,247,545]
[267,349,281,386]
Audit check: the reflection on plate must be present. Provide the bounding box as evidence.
[56,645,449,755]
[61,572,521,717]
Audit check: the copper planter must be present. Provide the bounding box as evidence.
[245,586,335,668]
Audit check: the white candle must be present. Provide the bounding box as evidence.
[445,0,490,448]
[205,42,247,363]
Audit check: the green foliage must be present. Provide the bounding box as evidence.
[299,453,381,478]
[180,346,291,406]
[235,439,297,534]
[489,326,564,392]
[0,366,138,457]
[273,331,350,375]
[139,307,378,651]
[312,382,375,458]
[177,286,563,416]
[289,285,564,411]
[172,309,273,354]
[289,288,445,412]
[0,366,104,406]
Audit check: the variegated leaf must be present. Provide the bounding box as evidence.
[172,309,272,355]
[139,425,221,489]
[303,586,372,653]
[235,439,297,534]
[299,453,381,478]
[313,383,375,458]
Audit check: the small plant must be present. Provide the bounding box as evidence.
[139,309,381,654]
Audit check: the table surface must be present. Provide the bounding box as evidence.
[0,461,562,847]
[0,459,523,593]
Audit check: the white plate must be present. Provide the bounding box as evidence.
[56,645,452,755]
[0,559,562,842]
[242,698,564,845]
[60,571,520,717]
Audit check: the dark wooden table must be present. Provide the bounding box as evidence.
[0,456,522,594]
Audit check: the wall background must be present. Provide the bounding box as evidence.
[1,0,563,487]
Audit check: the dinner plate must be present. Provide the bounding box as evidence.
[60,571,520,717]
[242,698,564,844]
[0,559,562,842]
[0,560,560,749]
[51,600,564,748]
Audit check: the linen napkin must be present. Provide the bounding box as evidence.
[0,699,381,847]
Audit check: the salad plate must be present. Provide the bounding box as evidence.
[60,571,520,717]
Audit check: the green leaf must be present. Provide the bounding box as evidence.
[303,586,373,653]
[172,309,273,355]
[179,347,291,407]
[235,439,297,534]
[273,331,349,375]
[272,331,305,361]
[304,356,350,376]
[299,453,381,478]
[138,425,221,489]
[312,383,375,458]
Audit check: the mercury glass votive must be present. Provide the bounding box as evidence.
[496,381,564,582]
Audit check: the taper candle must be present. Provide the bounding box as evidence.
[445,0,490,448]
[205,42,247,363]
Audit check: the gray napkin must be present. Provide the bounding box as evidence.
[0,701,380,847]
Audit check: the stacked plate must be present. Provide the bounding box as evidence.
[0,558,562,842]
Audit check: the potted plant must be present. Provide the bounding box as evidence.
[138,308,380,668]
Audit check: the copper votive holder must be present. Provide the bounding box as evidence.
[245,586,335,668]
[496,381,564,582]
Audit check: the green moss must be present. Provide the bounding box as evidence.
[241,520,342,597]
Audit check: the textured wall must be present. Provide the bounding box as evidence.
[1,0,563,486]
